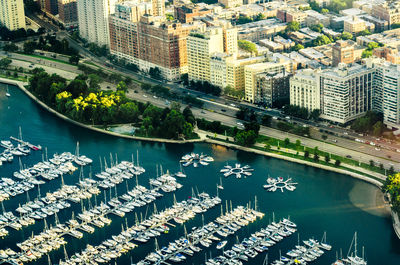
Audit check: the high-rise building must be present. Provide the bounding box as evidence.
[244,57,294,103]
[223,27,238,55]
[45,0,59,15]
[0,0,26,31]
[319,63,374,124]
[187,27,224,82]
[332,40,355,67]
[77,0,117,46]
[254,71,291,107]
[366,58,400,129]
[290,69,320,112]
[152,0,165,17]
[58,0,78,27]
[109,2,198,80]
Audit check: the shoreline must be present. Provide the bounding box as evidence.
[2,77,398,238]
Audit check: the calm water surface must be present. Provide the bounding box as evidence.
[0,84,399,264]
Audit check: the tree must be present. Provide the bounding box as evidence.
[373,121,384,136]
[325,154,330,163]
[116,81,128,92]
[322,135,327,140]
[341,32,353,40]
[119,102,139,122]
[126,63,139,72]
[321,8,329,14]
[149,67,162,80]
[362,50,373,58]
[295,140,301,147]
[304,150,309,158]
[238,40,257,54]
[87,74,102,91]
[359,29,371,36]
[0,58,12,69]
[389,166,395,176]
[293,44,304,51]
[284,138,290,146]
[312,34,332,46]
[335,159,341,167]
[286,21,300,33]
[244,121,260,135]
[261,114,271,126]
[183,106,195,125]
[310,109,320,120]
[235,130,257,146]
[23,41,36,54]
[181,73,189,86]
[66,78,88,97]
[313,153,320,162]
[141,83,152,91]
[3,43,18,52]
[369,160,375,167]
[310,23,324,33]
[367,42,379,50]
[69,54,80,65]
[166,14,174,21]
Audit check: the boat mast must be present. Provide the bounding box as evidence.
[355,231,358,257]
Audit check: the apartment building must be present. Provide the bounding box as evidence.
[343,16,375,34]
[209,54,265,92]
[187,27,224,82]
[58,0,78,27]
[45,0,59,15]
[319,63,374,124]
[290,69,320,112]
[332,40,355,67]
[174,3,212,23]
[0,0,26,31]
[254,71,291,107]
[77,0,117,46]
[218,0,242,8]
[244,57,294,103]
[372,0,400,26]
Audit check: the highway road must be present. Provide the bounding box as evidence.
[3,27,400,171]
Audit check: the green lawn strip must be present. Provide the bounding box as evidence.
[18,53,74,66]
[209,136,384,183]
[0,73,27,82]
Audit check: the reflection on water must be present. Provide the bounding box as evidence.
[349,179,390,217]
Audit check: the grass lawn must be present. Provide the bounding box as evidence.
[20,53,74,66]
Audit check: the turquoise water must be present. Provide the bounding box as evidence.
[0,84,399,264]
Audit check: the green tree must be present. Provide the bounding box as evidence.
[285,21,300,33]
[325,154,330,163]
[313,34,332,46]
[321,8,329,14]
[359,29,371,36]
[181,73,189,86]
[238,40,257,54]
[88,74,102,91]
[119,102,139,122]
[313,153,320,162]
[23,41,37,54]
[69,54,80,65]
[66,78,88,97]
[284,138,290,146]
[116,81,128,92]
[183,106,195,125]
[362,50,373,58]
[141,83,152,91]
[310,23,324,33]
[341,32,353,40]
[3,43,18,52]
[373,121,384,136]
[335,159,341,167]
[149,67,162,80]
[235,130,257,146]
[244,121,260,135]
[310,109,320,120]
[304,150,309,158]
[369,160,375,167]
[0,58,12,69]
[293,44,304,51]
[322,135,327,140]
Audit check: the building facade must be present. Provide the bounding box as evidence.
[372,1,400,26]
[77,0,117,46]
[0,0,26,31]
[58,0,78,27]
[187,27,224,82]
[332,40,355,67]
[290,69,320,112]
[45,0,59,15]
[218,0,242,8]
[254,72,291,107]
[319,64,374,124]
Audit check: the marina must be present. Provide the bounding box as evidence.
[263,177,298,193]
[180,153,214,167]
[220,164,253,179]
[0,132,42,167]
[0,84,399,264]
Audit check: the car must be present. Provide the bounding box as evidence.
[237,122,243,126]
[153,95,158,99]
[143,94,148,98]
[375,147,381,151]
[302,124,308,128]
[346,155,352,158]
[201,110,205,114]
[285,116,290,120]
[230,103,236,107]
[343,132,348,135]
[221,109,226,112]
[332,139,337,143]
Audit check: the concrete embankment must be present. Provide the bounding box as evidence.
[0,78,203,144]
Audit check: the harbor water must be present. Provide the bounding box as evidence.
[0,84,400,264]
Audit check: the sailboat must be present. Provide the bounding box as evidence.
[333,232,366,265]
[217,177,224,190]
[5,85,10,97]
[175,163,186,178]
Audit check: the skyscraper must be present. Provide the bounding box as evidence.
[152,0,165,17]
[0,0,26,31]
[77,0,117,46]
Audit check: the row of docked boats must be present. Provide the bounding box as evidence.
[0,165,185,264]
[59,192,220,264]
[206,218,297,265]
[220,164,253,179]
[0,152,90,203]
[95,161,145,189]
[180,153,214,167]
[137,206,264,265]
[0,136,42,166]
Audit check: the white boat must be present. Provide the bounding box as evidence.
[216,240,227,249]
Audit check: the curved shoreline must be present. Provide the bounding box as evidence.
[2,77,399,238]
